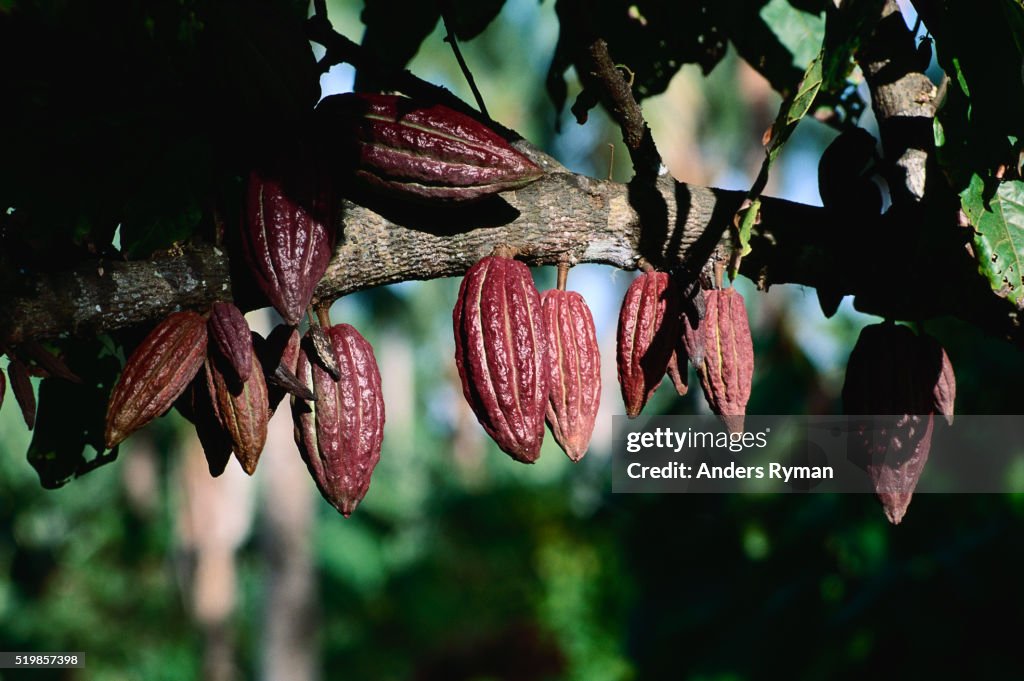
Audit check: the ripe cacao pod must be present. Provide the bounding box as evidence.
[616,271,679,418]
[697,288,753,434]
[542,288,601,462]
[293,324,385,517]
[178,377,233,478]
[243,165,335,326]
[8,359,36,430]
[208,302,253,383]
[206,351,269,476]
[842,322,956,524]
[105,311,208,448]
[315,93,543,202]
[453,255,548,463]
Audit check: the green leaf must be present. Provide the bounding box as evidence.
[759,0,824,69]
[962,174,1024,304]
[737,198,761,259]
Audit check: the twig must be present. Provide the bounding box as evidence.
[581,39,662,179]
[439,4,490,118]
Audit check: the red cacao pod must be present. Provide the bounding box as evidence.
[105,311,208,448]
[177,377,233,478]
[243,165,335,326]
[315,93,543,202]
[697,288,753,434]
[616,271,679,418]
[208,302,253,383]
[842,322,954,524]
[542,288,600,462]
[453,255,548,463]
[293,324,385,517]
[8,359,36,430]
[206,351,269,476]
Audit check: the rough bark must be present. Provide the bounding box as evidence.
[0,153,1019,347]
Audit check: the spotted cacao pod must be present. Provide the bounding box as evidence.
[542,288,600,462]
[105,311,208,448]
[315,93,543,202]
[293,324,385,517]
[454,255,548,462]
[616,271,679,418]
[842,322,955,524]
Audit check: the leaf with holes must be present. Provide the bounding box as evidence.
[962,175,1024,304]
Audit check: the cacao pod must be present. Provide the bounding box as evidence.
[8,359,36,430]
[842,322,955,524]
[542,288,601,462]
[206,352,269,476]
[208,302,253,383]
[105,311,208,448]
[453,256,548,463]
[293,324,385,517]
[616,271,679,418]
[243,165,335,326]
[315,93,543,202]
[697,288,753,434]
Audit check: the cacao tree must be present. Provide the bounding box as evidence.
[2,0,1024,677]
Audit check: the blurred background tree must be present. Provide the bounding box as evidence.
[2,0,1024,679]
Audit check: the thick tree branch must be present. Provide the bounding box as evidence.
[1,157,1020,348]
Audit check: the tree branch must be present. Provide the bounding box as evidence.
[1,155,1020,348]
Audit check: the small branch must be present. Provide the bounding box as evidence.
[438,3,490,118]
[581,39,662,179]
[857,0,937,203]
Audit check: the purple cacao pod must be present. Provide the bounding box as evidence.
[453,255,549,463]
[542,288,600,462]
[616,271,680,418]
[208,302,253,383]
[243,164,336,326]
[293,324,385,517]
[315,93,543,202]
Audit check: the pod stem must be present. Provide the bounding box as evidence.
[556,261,570,291]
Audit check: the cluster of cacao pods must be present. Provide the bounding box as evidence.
[453,254,600,463]
[615,268,754,433]
[842,322,955,524]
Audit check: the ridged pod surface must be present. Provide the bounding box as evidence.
[842,322,956,524]
[243,165,335,325]
[206,352,269,476]
[315,93,543,202]
[454,256,548,463]
[697,288,753,434]
[105,311,208,448]
[208,302,253,383]
[542,289,600,462]
[616,271,679,418]
[293,324,385,517]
